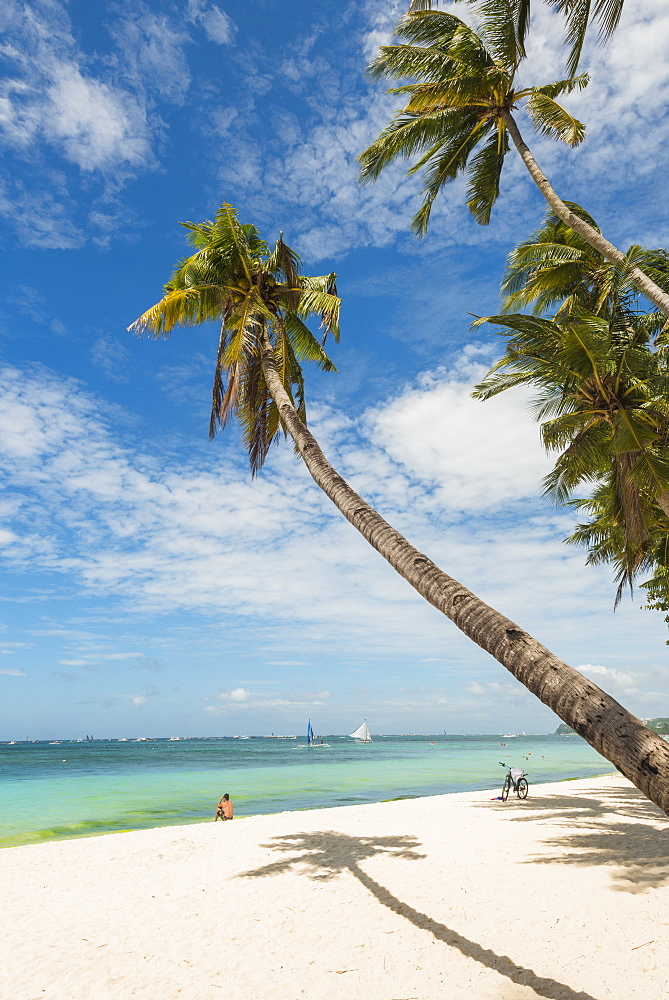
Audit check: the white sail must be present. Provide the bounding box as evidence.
[349,720,372,742]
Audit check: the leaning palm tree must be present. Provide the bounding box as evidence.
[357,6,669,318]
[130,202,669,815]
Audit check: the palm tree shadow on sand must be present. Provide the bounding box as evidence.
[475,784,669,892]
[238,831,599,1000]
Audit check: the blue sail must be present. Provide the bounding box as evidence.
[306,719,314,746]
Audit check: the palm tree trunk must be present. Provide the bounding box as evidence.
[615,453,650,549]
[503,113,669,319]
[260,329,669,815]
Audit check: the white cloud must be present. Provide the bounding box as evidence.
[90,338,132,383]
[108,8,193,105]
[0,668,28,676]
[0,177,84,249]
[45,64,153,172]
[218,687,252,703]
[365,346,553,511]
[206,686,331,713]
[0,3,154,172]
[465,681,486,696]
[0,358,665,693]
[187,0,236,45]
[578,663,639,696]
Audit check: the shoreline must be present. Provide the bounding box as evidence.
[3,766,616,851]
[2,773,668,999]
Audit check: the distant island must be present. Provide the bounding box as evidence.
[555,719,669,736]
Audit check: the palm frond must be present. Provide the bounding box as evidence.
[391,10,472,52]
[359,109,480,183]
[533,74,589,99]
[470,0,527,67]
[466,126,509,225]
[525,92,586,147]
[413,118,493,234]
[284,312,338,371]
[548,0,592,76]
[129,286,223,336]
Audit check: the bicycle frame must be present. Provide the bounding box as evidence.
[499,762,529,800]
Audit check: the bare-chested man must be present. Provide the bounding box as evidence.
[215,793,234,821]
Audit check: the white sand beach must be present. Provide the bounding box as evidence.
[2,773,668,1000]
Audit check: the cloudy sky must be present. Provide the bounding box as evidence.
[1,0,668,740]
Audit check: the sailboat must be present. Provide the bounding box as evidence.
[349,720,372,743]
[296,719,329,748]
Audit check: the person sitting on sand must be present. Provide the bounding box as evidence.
[215,793,233,821]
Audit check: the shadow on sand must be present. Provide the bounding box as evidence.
[476,783,669,892]
[238,830,599,1000]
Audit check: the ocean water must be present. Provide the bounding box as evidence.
[0,734,612,848]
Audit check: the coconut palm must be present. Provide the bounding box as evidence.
[475,204,669,600]
[472,304,669,615]
[129,203,340,474]
[130,202,669,815]
[357,6,669,318]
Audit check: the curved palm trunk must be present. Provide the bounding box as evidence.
[260,331,669,815]
[503,113,669,319]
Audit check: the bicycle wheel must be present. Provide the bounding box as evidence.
[517,778,529,799]
[501,775,511,801]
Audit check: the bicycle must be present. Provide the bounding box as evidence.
[499,762,529,800]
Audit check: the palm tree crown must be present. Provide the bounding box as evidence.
[129,203,341,474]
[473,248,669,600]
[500,202,669,332]
[409,0,626,77]
[473,308,669,507]
[360,6,669,319]
[358,5,588,234]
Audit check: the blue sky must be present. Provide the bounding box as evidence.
[1,0,668,740]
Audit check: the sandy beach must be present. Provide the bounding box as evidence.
[2,773,668,1000]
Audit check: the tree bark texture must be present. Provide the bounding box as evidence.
[504,113,669,320]
[260,332,669,815]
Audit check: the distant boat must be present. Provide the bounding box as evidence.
[349,720,373,743]
[295,719,329,749]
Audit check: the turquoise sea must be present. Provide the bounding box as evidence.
[1,733,612,848]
